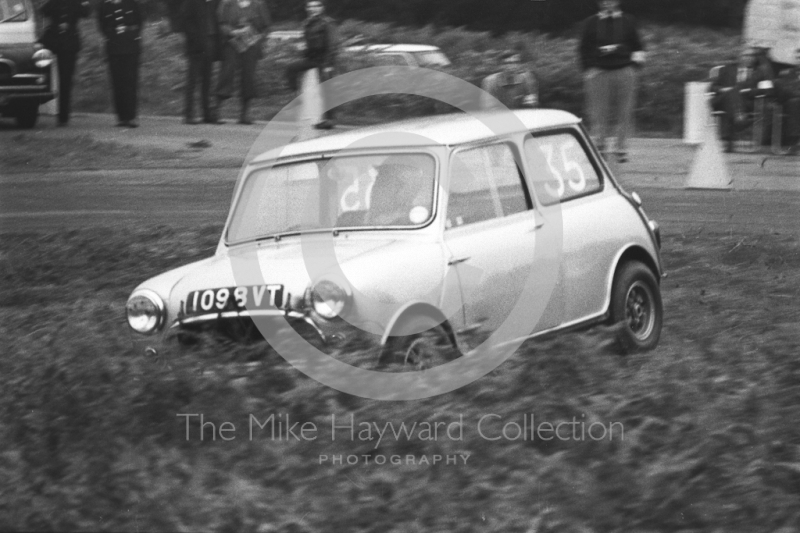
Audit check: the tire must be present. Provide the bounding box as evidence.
[610,261,663,353]
[377,314,460,370]
[15,103,39,129]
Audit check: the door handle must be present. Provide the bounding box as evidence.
[529,218,545,232]
[448,256,470,266]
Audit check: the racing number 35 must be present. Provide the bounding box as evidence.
[526,133,600,203]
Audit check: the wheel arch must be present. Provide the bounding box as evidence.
[379,301,459,349]
[603,244,662,320]
[614,245,661,284]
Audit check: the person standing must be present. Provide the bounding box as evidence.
[578,0,645,163]
[215,0,270,125]
[709,47,774,152]
[40,0,91,126]
[480,50,539,111]
[774,47,800,154]
[180,0,222,124]
[285,0,338,130]
[98,0,142,127]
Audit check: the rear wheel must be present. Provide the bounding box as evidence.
[15,102,39,129]
[610,261,663,353]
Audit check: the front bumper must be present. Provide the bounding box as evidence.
[0,73,55,106]
[0,88,56,107]
[129,309,329,358]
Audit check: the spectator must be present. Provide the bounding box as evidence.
[285,0,338,130]
[480,50,539,111]
[40,0,91,126]
[709,46,774,152]
[215,0,270,125]
[753,47,776,82]
[98,0,142,127]
[180,0,222,124]
[774,47,800,154]
[578,0,645,163]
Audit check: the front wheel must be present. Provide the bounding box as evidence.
[377,314,460,371]
[610,261,663,353]
[15,102,39,129]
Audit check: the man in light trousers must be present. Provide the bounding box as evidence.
[578,0,645,163]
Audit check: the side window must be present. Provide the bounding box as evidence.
[446,143,530,229]
[523,132,601,205]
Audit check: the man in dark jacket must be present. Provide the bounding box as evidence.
[284,0,337,129]
[98,0,142,127]
[215,0,270,124]
[773,47,800,153]
[711,47,773,152]
[709,46,774,152]
[40,0,91,126]
[578,0,645,162]
[180,0,221,124]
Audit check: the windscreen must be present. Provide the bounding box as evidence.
[227,153,437,243]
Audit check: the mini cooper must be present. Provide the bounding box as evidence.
[127,110,663,367]
[0,0,57,128]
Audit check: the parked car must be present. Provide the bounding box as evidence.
[127,109,663,368]
[343,44,451,69]
[0,0,57,128]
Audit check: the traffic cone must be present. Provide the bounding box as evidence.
[685,100,732,190]
[299,68,324,125]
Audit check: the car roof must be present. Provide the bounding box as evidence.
[251,110,581,164]
[345,44,443,54]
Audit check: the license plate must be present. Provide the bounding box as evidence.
[184,285,284,316]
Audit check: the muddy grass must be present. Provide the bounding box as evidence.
[0,227,798,532]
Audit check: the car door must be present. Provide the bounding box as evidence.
[523,129,611,326]
[442,141,562,352]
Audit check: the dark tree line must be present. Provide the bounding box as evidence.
[157,0,750,32]
[286,0,750,32]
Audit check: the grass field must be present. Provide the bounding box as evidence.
[1,224,798,532]
[0,132,186,172]
[64,18,741,135]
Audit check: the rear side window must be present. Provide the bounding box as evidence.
[523,132,601,205]
[0,0,27,22]
[446,143,530,229]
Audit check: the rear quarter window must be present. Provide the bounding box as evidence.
[523,132,602,205]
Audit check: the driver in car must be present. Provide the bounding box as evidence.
[366,163,429,226]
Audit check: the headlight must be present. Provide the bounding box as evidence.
[126,289,166,334]
[310,279,349,319]
[33,49,54,68]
